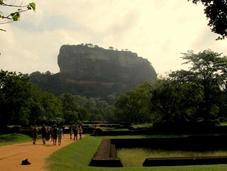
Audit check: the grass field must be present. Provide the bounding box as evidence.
[46,135,227,171]
[118,148,227,167]
[131,123,153,129]
[0,133,31,146]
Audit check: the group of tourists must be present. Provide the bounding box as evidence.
[32,123,83,145]
[32,125,63,145]
[69,124,83,141]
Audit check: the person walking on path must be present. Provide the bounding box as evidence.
[73,125,78,141]
[69,125,73,140]
[52,126,58,145]
[57,126,63,145]
[32,127,38,144]
[41,125,47,145]
[79,124,83,140]
[45,127,51,142]
[50,126,54,143]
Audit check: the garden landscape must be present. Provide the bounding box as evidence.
[1,0,227,171]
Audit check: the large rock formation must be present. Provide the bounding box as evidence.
[31,44,157,97]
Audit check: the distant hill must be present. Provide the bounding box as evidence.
[30,44,157,97]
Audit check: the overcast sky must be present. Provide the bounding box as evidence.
[0,0,226,76]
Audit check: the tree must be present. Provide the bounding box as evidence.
[150,79,204,128]
[115,82,153,123]
[60,94,79,124]
[0,70,32,127]
[219,88,227,121]
[0,0,35,31]
[95,99,115,121]
[181,50,226,120]
[24,84,64,125]
[149,50,227,129]
[189,0,227,39]
[0,69,65,127]
[169,50,227,124]
[60,94,116,123]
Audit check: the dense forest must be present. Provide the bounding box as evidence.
[0,70,116,128]
[1,49,227,131]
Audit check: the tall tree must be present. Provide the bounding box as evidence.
[150,79,203,128]
[0,70,32,127]
[169,50,227,124]
[60,94,79,124]
[115,82,153,123]
[0,69,65,127]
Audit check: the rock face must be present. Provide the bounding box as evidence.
[31,44,157,97]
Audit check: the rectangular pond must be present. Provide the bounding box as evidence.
[118,148,227,167]
[90,135,227,167]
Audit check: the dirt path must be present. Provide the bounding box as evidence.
[0,134,75,171]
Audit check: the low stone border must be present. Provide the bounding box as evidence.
[89,139,123,167]
[111,135,227,150]
[143,156,227,166]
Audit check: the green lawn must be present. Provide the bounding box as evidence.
[118,148,227,167]
[220,122,227,126]
[46,135,227,171]
[0,133,31,146]
[131,123,153,129]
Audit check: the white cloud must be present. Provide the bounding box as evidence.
[0,0,226,75]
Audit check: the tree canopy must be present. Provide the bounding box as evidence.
[115,82,153,124]
[0,70,63,127]
[0,69,118,128]
[150,79,204,128]
[171,50,227,122]
[152,50,227,128]
[0,70,32,126]
[115,50,227,129]
[190,0,227,39]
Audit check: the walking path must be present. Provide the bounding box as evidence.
[0,134,74,171]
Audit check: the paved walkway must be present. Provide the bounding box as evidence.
[0,134,74,171]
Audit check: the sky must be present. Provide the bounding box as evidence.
[0,0,227,76]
